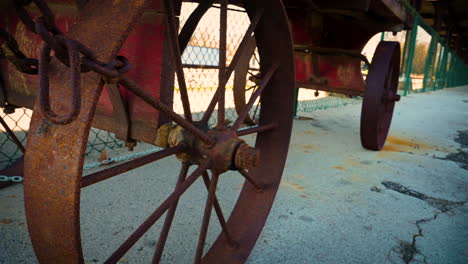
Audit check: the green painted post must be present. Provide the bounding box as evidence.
[435,46,448,89]
[399,31,410,89]
[448,54,457,87]
[293,86,299,118]
[422,36,437,92]
[403,16,419,95]
[432,43,442,90]
[446,52,453,87]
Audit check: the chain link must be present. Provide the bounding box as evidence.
[0,28,39,74]
[0,175,24,182]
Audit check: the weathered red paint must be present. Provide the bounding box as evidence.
[0,0,169,144]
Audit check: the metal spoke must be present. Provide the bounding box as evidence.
[216,0,228,129]
[201,9,264,124]
[251,99,261,122]
[236,123,278,136]
[152,163,191,264]
[194,172,219,264]
[163,0,192,122]
[232,64,278,130]
[253,50,260,65]
[245,84,257,91]
[178,0,215,53]
[0,116,25,153]
[119,76,215,146]
[104,161,211,264]
[81,145,185,188]
[238,169,262,190]
[201,171,235,246]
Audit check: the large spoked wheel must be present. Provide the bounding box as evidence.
[360,41,401,151]
[24,1,295,263]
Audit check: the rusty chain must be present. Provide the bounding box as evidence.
[3,0,213,148]
[0,175,24,182]
[4,0,131,125]
[0,28,38,75]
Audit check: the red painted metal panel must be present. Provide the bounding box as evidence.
[1,1,168,140]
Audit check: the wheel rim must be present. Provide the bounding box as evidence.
[233,36,259,126]
[360,41,400,151]
[24,1,295,263]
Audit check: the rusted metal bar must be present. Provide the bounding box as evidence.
[232,64,278,130]
[238,169,262,190]
[294,46,371,67]
[163,0,192,122]
[296,81,364,96]
[216,0,228,129]
[24,1,154,262]
[119,76,215,146]
[152,162,190,264]
[81,145,185,188]
[181,64,219,69]
[201,9,264,124]
[0,116,25,153]
[194,172,219,264]
[236,123,278,136]
[201,171,234,246]
[106,83,134,149]
[105,161,211,264]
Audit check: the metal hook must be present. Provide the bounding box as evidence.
[38,39,81,125]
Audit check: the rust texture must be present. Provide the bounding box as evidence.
[0,0,412,263]
[24,0,151,263]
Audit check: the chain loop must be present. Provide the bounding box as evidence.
[14,0,62,35]
[0,175,24,182]
[38,39,82,125]
[4,0,132,125]
[0,28,38,74]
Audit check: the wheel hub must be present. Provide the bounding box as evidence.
[156,124,260,173]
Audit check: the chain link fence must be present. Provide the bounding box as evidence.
[0,108,125,171]
[176,3,258,126]
[1,2,467,173]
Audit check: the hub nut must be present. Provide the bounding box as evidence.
[234,143,260,170]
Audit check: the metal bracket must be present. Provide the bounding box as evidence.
[106,83,136,150]
[294,45,371,67]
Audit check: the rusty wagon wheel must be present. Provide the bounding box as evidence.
[23,0,295,263]
[360,41,401,150]
[233,35,259,126]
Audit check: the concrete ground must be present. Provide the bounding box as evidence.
[0,86,467,264]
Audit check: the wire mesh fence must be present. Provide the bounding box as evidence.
[175,3,259,126]
[1,2,468,173]
[0,108,126,171]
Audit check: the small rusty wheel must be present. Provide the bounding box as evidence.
[233,35,259,126]
[24,1,295,263]
[360,41,401,150]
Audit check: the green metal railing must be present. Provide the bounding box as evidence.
[394,0,468,95]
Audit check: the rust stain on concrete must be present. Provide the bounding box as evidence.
[281,181,305,191]
[0,219,14,224]
[346,160,361,167]
[303,130,317,136]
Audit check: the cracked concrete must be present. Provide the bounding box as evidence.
[382,181,465,264]
[381,181,465,212]
[0,87,467,263]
